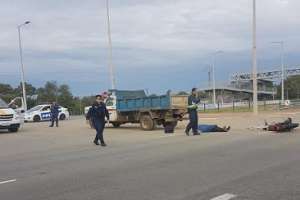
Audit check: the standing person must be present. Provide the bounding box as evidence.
[87,95,110,146]
[185,88,201,136]
[49,102,59,127]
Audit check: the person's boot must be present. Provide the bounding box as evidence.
[93,139,99,145]
[193,132,200,136]
[101,142,107,147]
[185,130,189,136]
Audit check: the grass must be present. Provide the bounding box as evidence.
[199,104,285,113]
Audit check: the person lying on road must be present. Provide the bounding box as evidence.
[263,118,299,132]
[197,124,231,133]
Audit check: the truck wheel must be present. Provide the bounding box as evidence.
[8,127,19,133]
[112,123,121,128]
[140,115,156,131]
[59,114,66,120]
[33,115,41,122]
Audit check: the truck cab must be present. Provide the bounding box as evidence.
[0,98,22,132]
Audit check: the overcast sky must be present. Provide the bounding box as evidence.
[0,0,299,96]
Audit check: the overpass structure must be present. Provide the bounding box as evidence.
[231,68,300,81]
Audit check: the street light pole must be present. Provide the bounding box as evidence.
[212,51,223,107]
[272,41,285,104]
[106,0,116,90]
[252,0,258,114]
[17,21,30,111]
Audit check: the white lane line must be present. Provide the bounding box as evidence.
[210,193,237,200]
[0,179,16,185]
[201,118,218,120]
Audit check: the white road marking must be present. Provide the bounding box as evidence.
[201,118,218,120]
[210,193,237,200]
[0,179,16,185]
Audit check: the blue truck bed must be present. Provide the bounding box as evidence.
[117,95,172,112]
[111,90,188,112]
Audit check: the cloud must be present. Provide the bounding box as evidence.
[0,0,299,95]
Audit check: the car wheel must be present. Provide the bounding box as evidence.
[33,115,41,122]
[8,127,19,132]
[59,114,66,120]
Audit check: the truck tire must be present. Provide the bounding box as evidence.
[33,115,41,122]
[8,127,19,133]
[112,122,121,128]
[140,115,156,131]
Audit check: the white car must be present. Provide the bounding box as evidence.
[25,104,70,122]
[0,98,23,132]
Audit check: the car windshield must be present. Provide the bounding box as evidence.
[0,98,8,108]
[106,97,114,106]
[27,105,43,112]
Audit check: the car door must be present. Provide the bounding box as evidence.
[40,106,51,121]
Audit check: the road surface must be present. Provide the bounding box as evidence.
[0,113,300,200]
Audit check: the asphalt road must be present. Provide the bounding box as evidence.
[1,114,300,200]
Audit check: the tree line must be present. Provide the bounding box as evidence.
[0,81,95,115]
[0,75,299,115]
[278,75,300,99]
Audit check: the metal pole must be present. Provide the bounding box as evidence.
[208,65,212,88]
[18,25,27,111]
[106,0,116,90]
[211,51,223,107]
[212,56,216,106]
[280,42,285,103]
[252,0,258,114]
[272,41,285,104]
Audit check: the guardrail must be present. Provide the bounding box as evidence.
[198,100,300,112]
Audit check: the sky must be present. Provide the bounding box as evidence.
[0,0,299,96]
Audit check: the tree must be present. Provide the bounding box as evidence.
[14,82,37,96]
[276,75,300,100]
[0,83,15,102]
[37,81,58,104]
[57,84,73,108]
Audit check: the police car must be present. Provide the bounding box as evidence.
[24,104,70,122]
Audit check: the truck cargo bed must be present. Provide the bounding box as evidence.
[117,95,188,112]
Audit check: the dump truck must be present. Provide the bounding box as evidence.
[85,90,188,131]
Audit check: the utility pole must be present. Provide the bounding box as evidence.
[17,21,30,111]
[252,0,258,114]
[272,41,285,104]
[106,0,116,90]
[208,66,212,88]
[212,51,223,107]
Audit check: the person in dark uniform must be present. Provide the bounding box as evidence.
[87,95,110,146]
[185,88,201,136]
[49,102,59,127]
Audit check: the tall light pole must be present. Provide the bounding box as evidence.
[212,50,223,107]
[18,21,30,111]
[252,0,258,114]
[272,41,285,103]
[106,0,116,90]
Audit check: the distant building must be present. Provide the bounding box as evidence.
[200,79,276,103]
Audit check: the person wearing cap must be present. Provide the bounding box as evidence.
[185,88,201,136]
[86,95,110,146]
